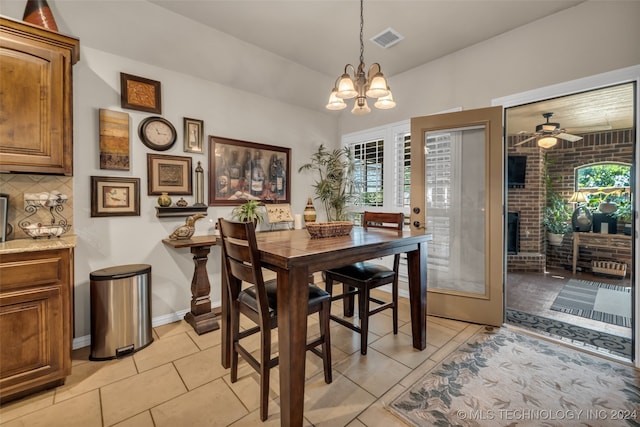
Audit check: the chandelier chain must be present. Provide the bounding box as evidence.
[359,0,364,67]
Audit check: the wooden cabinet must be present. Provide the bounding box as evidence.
[0,17,79,175]
[0,247,74,402]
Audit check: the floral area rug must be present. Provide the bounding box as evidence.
[388,327,640,426]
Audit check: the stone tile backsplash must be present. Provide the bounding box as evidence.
[0,174,74,241]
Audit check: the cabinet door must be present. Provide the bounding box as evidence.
[0,249,71,400]
[0,27,72,175]
[0,17,79,175]
[0,285,65,392]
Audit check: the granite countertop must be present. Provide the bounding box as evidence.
[0,235,77,255]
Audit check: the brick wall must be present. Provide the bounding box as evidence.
[506,129,633,273]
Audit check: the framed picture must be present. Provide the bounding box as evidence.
[91,176,140,217]
[147,153,192,195]
[120,72,162,114]
[208,136,291,206]
[184,117,204,153]
[99,109,130,170]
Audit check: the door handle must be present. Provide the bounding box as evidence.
[413,221,425,230]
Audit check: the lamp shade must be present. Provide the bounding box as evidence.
[374,92,396,109]
[326,89,347,110]
[365,73,389,98]
[351,98,371,115]
[537,136,557,149]
[568,191,587,203]
[336,74,357,99]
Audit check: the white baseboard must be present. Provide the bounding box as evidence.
[73,308,191,350]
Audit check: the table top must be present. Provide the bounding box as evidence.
[253,228,431,271]
[162,234,219,249]
[573,232,631,239]
[162,227,432,271]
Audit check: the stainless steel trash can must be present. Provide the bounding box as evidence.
[90,264,153,360]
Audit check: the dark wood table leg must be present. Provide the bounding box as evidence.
[277,266,308,427]
[184,245,219,335]
[407,242,427,350]
[220,247,231,368]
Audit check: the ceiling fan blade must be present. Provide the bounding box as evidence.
[564,125,612,133]
[555,132,583,142]
[513,135,537,146]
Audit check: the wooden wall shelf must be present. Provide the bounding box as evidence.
[155,206,208,217]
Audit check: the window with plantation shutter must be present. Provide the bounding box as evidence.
[394,133,411,208]
[350,139,384,207]
[341,120,410,215]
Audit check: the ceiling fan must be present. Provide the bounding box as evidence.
[513,112,583,147]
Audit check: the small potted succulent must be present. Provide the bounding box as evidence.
[231,199,264,225]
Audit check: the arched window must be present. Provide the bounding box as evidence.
[575,162,631,221]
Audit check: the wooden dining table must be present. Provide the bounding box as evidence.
[219,226,432,426]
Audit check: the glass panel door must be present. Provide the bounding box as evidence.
[410,106,503,325]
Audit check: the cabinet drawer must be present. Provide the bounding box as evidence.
[0,256,63,291]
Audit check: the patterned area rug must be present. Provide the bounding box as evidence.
[506,308,631,359]
[550,279,632,327]
[388,327,639,426]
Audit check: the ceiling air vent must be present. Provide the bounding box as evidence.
[370,27,404,49]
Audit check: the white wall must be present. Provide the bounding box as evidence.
[338,1,640,134]
[68,48,338,339]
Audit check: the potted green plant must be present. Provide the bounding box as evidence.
[615,199,632,235]
[543,192,572,245]
[231,199,264,225]
[298,144,356,222]
[542,156,572,245]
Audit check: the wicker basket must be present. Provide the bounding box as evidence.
[306,221,353,238]
[591,260,627,279]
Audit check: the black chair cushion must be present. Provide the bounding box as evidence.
[327,262,395,282]
[239,279,330,316]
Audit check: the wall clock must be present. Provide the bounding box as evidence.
[138,116,177,151]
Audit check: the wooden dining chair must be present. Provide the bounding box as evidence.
[218,218,332,421]
[324,211,404,355]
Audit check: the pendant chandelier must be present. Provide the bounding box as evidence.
[326,0,396,115]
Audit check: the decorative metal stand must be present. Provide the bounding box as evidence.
[19,194,70,238]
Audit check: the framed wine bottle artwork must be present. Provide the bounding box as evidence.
[208,136,290,206]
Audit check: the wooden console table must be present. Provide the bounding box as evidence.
[162,235,220,334]
[572,232,631,274]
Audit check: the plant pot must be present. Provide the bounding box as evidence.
[624,222,632,235]
[547,232,564,246]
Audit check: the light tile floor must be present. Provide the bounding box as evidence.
[0,290,484,427]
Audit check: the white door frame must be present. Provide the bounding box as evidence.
[493,65,640,368]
